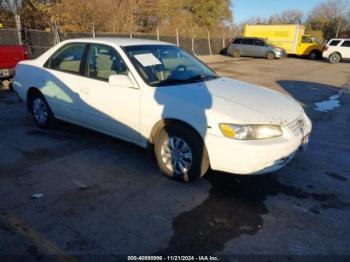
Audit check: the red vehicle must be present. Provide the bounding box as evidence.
[0,45,28,86]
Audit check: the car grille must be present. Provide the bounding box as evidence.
[286,114,309,136]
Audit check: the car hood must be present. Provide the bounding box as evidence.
[156,77,304,126]
[205,77,303,125]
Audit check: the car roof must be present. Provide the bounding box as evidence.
[61,37,173,47]
[328,38,350,41]
[235,37,263,40]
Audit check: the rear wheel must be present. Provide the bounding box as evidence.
[30,91,56,129]
[232,49,240,58]
[266,52,275,60]
[154,124,209,182]
[328,53,341,64]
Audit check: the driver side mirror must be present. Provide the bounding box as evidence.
[109,74,136,89]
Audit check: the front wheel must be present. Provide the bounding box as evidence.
[328,53,341,64]
[154,125,209,182]
[30,91,56,129]
[266,52,275,60]
[309,50,321,60]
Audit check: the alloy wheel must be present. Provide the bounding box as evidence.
[160,136,193,175]
[32,97,48,124]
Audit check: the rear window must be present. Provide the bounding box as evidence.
[233,38,242,44]
[341,40,350,47]
[329,40,341,46]
[46,43,86,74]
[242,38,254,45]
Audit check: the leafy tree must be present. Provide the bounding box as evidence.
[18,0,51,29]
[138,0,233,36]
[0,3,13,27]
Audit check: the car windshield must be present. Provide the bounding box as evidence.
[123,45,218,86]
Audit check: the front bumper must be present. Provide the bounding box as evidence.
[205,116,312,175]
[275,50,286,58]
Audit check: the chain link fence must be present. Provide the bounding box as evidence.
[0,28,227,58]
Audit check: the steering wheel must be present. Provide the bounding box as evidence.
[174,64,188,72]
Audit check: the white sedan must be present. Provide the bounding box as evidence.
[13,38,312,182]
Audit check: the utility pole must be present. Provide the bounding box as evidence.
[336,7,350,38]
[336,11,344,38]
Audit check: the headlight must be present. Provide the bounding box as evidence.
[219,124,283,140]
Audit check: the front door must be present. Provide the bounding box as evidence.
[78,43,141,143]
[241,38,255,57]
[297,36,315,56]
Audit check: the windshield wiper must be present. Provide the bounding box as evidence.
[150,78,193,86]
[150,74,218,86]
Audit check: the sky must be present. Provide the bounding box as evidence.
[232,0,324,24]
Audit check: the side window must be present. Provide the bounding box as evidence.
[86,44,128,81]
[301,36,313,43]
[254,39,265,46]
[233,38,242,44]
[47,43,86,74]
[242,38,254,45]
[341,40,350,47]
[329,40,341,46]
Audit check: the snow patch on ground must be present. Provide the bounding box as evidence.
[314,95,341,112]
[314,84,349,112]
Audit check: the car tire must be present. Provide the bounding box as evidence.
[30,91,56,129]
[266,52,275,60]
[309,50,321,60]
[328,53,341,64]
[154,124,209,182]
[232,49,240,58]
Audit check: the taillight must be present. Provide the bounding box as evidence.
[323,46,329,51]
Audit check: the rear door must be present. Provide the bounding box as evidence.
[43,42,88,123]
[230,38,243,53]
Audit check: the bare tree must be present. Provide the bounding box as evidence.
[306,0,349,39]
[245,9,303,25]
[268,10,303,24]
[2,0,22,15]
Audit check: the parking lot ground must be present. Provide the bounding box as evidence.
[1,56,350,259]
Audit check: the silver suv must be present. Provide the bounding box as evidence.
[227,37,286,59]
